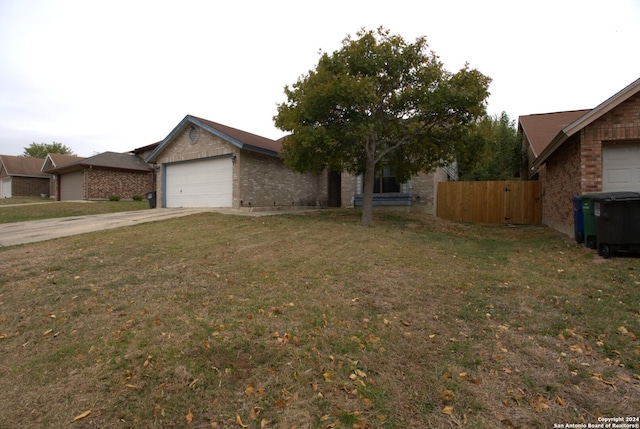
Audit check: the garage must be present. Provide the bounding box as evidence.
[1,177,11,198]
[603,143,640,192]
[165,156,232,208]
[60,171,83,200]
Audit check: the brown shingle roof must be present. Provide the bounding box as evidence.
[45,152,151,174]
[192,116,282,153]
[0,155,49,178]
[146,115,282,163]
[518,110,590,157]
[47,153,84,167]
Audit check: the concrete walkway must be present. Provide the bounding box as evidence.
[0,207,291,247]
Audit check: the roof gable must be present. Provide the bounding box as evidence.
[531,77,640,169]
[0,155,49,178]
[45,152,151,174]
[145,115,281,163]
[519,110,590,157]
[42,153,85,172]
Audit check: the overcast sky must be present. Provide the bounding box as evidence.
[0,0,638,158]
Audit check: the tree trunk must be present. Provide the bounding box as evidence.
[360,156,376,226]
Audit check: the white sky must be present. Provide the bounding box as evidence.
[0,0,638,157]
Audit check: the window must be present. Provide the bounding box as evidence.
[374,165,400,193]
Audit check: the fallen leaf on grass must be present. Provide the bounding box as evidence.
[441,389,455,402]
[555,396,566,406]
[496,414,514,427]
[617,374,632,383]
[235,414,249,428]
[529,396,550,412]
[186,409,193,424]
[353,419,366,429]
[442,405,454,415]
[245,384,255,397]
[73,410,91,422]
[249,407,263,420]
[591,373,616,386]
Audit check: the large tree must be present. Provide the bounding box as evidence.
[457,112,525,181]
[22,142,75,158]
[274,27,491,225]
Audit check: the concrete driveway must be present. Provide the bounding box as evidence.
[0,208,278,247]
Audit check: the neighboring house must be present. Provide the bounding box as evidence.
[41,153,86,198]
[0,155,50,198]
[131,142,160,162]
[43,151,154,201]
[519,77,640,236]
[145,115,330,209]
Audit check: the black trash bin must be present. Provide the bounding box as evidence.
[572,196,584,244]
[146,191,157,209]
[592,191,640,258]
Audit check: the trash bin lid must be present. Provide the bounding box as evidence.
[585,191,640,202]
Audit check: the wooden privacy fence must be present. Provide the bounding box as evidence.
[437,180,542,225]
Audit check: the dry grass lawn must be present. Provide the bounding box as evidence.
[0,210,638,428]
[0,200,149,223]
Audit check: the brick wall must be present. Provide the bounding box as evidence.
[410,170,442,214]
[540,136,581,236]
[85,168,154,200]
[10,176,50,197]
[238,151,325,207]
[580,92,640,193]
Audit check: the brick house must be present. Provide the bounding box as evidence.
[145,115,453,212]
[44,151,154,201]
[519,77,640,236]
[41,153,86,197]
[145,115,329,209]
[0,155,50,198]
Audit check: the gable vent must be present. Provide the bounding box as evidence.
[188,126,199,144]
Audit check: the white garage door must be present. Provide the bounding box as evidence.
[165,157,232,208]
[1,177,11,198]
[60,171,83,200]
[603,143,640,192]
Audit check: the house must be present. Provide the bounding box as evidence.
[43,151,154,201]
[343,166,456,214]
[41,153,85,197]
[145,115,330,209]
[0,155,50,198]
[519,77,640,236]
[145,115,454,212]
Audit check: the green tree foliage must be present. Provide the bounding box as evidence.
[457,112,525,181]
[22,142,75,158]
[274,27,491,225]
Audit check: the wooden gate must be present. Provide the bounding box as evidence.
[437,181,541,225]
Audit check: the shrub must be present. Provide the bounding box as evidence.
[109,195,121,201]
[132,194,143,201]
